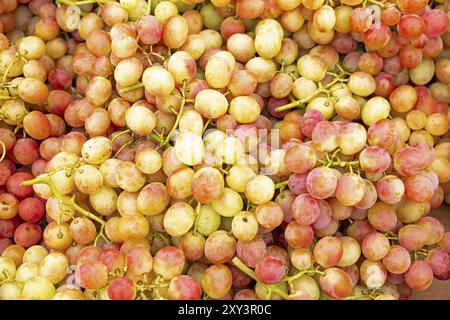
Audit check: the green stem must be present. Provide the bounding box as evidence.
[111,129,131,143]
[202,118,212,135]
[113,140,133,158]
[21,176,106,226]
[231,257,289,300]
[56,0,105,5]
[332,160,359,168]
[160,83,186,147]
[275,74,348,112]
[0,140,6,162]
[121,82,144,93]
[193,202,201,235]
[344,295,372,300]
[274,180,289,189]
[145,0,151,15]
[149,133,163,143]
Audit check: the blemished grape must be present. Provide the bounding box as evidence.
[361,232,390,261]
[319,267,353,300]
[313,236,343,268]
[255,256,286,284]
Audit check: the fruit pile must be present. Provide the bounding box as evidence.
[0,0,449,301]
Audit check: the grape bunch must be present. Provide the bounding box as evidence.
[0,0,450,300]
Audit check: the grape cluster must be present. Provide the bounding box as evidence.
[0,0,450,300]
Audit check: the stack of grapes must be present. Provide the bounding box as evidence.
[0,0,450,300]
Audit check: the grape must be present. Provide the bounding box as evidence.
[292,194,320,226]
[75,261,108,289]
[328,197,353,221]
[312,199,333,229]
[346,219,375,243]
[337,236,361,267]
[404,174,434,203]
[284,144,316,174]
[204,230,236,264]
[39,252,68,284]
[168,275,202,300]
[438,232,450,255]
[201,264,232,299]
[99,248,126,274]
[236,236,267,268]
[116,161,146,193]
[125,246,153,276]
[195,204,221,237]
[255,256,285,284]
[313,236,343,268]
[153,246,185,280]
[416,216,444,246]
[13,138,39,166]
[14,222,42,248]
[348,71,376,97]
[180,231,205,261]
[398,224,428,252]
[355,180,377,211]
[108,277,136,300]
[245,175,275,205]
[81,137,112,165]
[234,289,258,300]
[319,267,353,300]
[361,232,390,261]
[396,198,429,224]
[89,186,117,216]
[22,245,48,265]
[255,201,283,229]
[288,174,308,196]
[335,174,366,207]
[74,164,103,195]
[22,276,56,300]
[359,146,391,174]
[0,281,23,300]
[311,121,339,152]
[166,167,193,200]
[424,248,449,278]
[0,256,16,281]
[422,9,449,38]
[284,221,314,249]
[306,167,338,200]
[360,259,387,289]
[405,260,433,291]
[163,202,195,237]
[376,175,405,205]
[367,202,397,232]
[364,23,391,51]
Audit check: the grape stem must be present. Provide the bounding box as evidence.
[113,139,133,158]
[193,202,201,235]
[56,0,105,6]
[0,140,6,162]
[121,82,145,93]
[21,175,106,226]
[363,0,389,8]
[275,72,349,112]
[158,82,187,148]
[231,257,289,300]
[1,56,20,87]
[274,180,289,190]
[111,129,131,143]
[145,0,152,16]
